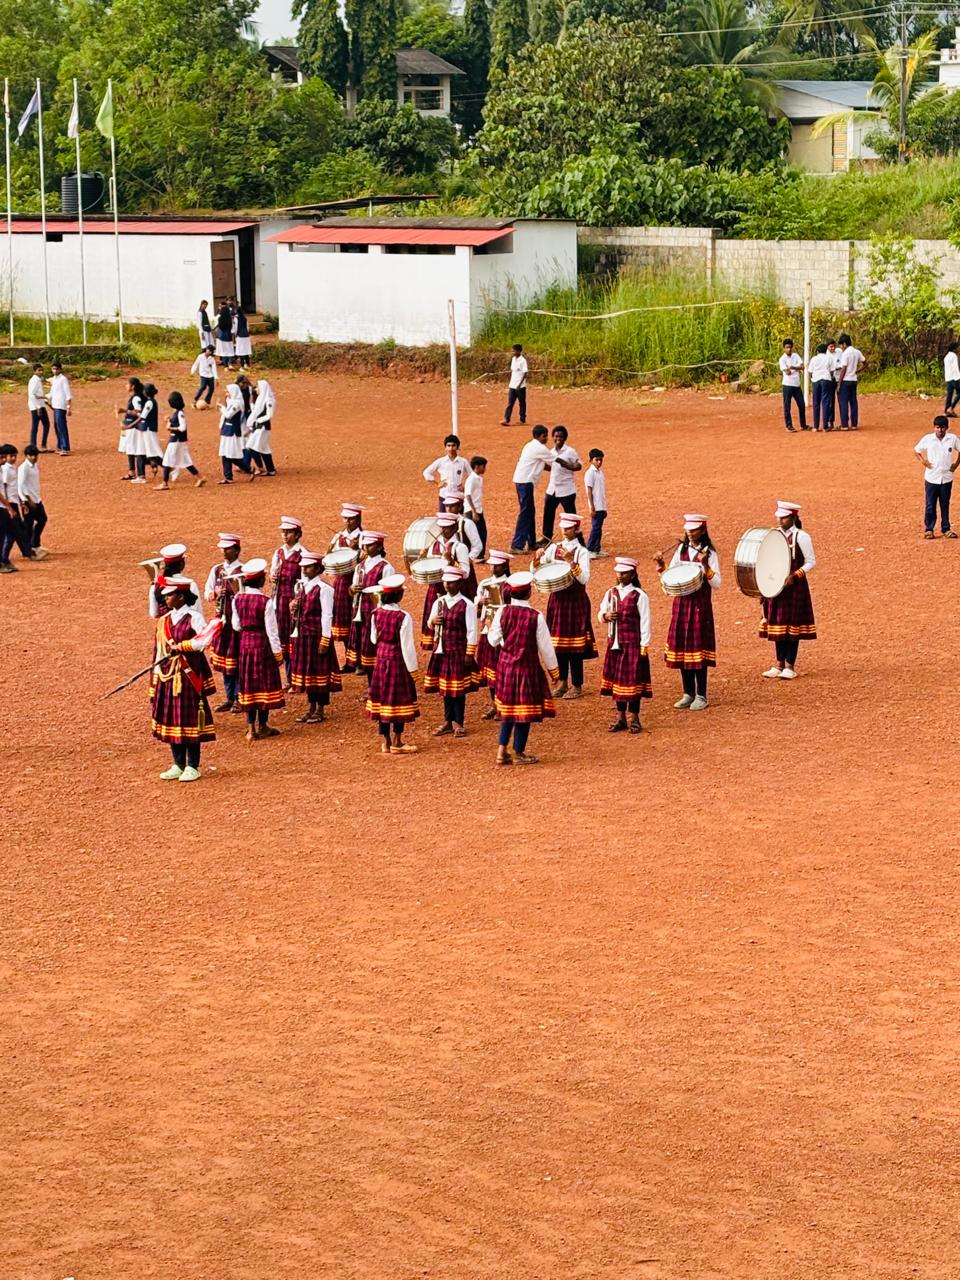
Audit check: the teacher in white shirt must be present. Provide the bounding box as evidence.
[502,344,528,425]
[916,415,960,539]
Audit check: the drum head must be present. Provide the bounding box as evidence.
[411,556,445,582]
[534,562,573,592]
[323,547,358,573]
[754,529,791,598]
[661,564,702,593]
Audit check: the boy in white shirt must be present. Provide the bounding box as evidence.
[465,456,487,559]
[944,342,960,418]
[27,362,51,451]
[808,343,835,433]
[18,444,48,555]
[915,414,960,539]
[48,362,72,454]
[422,435,472,508]
[778,337,806,432]
[836,333,865,430]
[543,424,582,541]
[191,345,218,410]
[0,443,36,570]
[585,449,608,556]
[502,343,528,425]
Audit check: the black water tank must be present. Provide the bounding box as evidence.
[61,172,106,216]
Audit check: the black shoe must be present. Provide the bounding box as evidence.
[785,425,796,432]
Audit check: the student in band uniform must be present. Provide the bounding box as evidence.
[760,501,817,680]
[598,556,652,734]
[657,513,720,711]
[366,573,420,754]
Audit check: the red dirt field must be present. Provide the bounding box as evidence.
[3,366,959,1280]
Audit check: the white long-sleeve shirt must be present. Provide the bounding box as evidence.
[271,543,303,578]
[669,543,721,589]
[169,604,213,647]
[204,557,242,601]
[434,537,471,577]
[946,351,960,383]
[512,439,555,486]
[300,575,334,639]
[191,352,217,380]
[488,598,558,673]
[1,461,20,505]
[539,538,591,585]
[231,588,282,654]
[49,374,72,410]
[370,603,419,673]
[785,527,816,574]
[456,516,483,560]
[17,459,41,504]
[546,444,581,498]
[248,380,275,426]
[427,592,478,652]
[598,584,651,647]
[149,576,202,618]
[422,454,472,489]
[27,374,46,411]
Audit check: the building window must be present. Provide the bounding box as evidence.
[383,244,455,255]
[400,75,443,112]
[45,232,63,243]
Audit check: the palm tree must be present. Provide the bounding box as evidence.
[677,0,798,111]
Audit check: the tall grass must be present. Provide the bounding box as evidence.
[798,157,960,241]
[479,271,788,385]
[0,314,197,365]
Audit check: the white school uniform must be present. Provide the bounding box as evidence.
[946,350,960,384]
[422,454,472,489]
[117,394,142,454]
[233,314,253,359]
[247,379,276,456]
[464,470,484,516]
[161,409,195,470]
[191,352,217,382]
[197,310,213,349]
[547,444,580,498]
[132,397,162,460]
[218,384,246,460]
[584,463,607,512]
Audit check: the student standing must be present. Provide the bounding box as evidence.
[327,502,364,654]
[366,574,420,755]
[502,344,529,425]
[205,533,244,711]
[510,425,557,555]
[217,380,255,484]
[488,571,559,766]
[779,338,806,432]
[289,550,342,723]
[542,425,582,540]
[944,342,960,417]
[419,513,471,649]
[598,557,652,733]
[215,301,235,367]
[584,449,608,556]
[17,445,48,555]
[809,344,835,433]
[347,532,395,679]
[117,376,144,480]
[150,577,217,782]
[271,516,305,685]
[130,383,163,483]
[760,501,817,678]
[465,456,487,558]
[191,346,217,410]
[232,557,285,740]
[474,549,512,719]
[247,378,277,476]
[422,435,472,506]
[27,363,51,451]
[915,415,960,539]
[425,566,478,738]
[836,334,864,430]
[48,363,72,455]
[197,299,213,350]
[656,514,719,711]
[534,511,596,699]
[234,304,252,368]
[156,392,205,491]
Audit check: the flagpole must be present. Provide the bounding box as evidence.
[36,79,50,346]
[4,79,12,346]
[106,80,122,344]
[73,79,86,345]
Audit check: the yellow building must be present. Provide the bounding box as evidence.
[773,81,881,173]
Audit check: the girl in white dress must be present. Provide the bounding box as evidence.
[247,378,276,476]
[156,391,205,491]
[130,382,164,484]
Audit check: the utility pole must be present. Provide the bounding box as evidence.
[898,0,908,164]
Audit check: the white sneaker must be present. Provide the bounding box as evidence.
[674,694,694,708]
[779,668,798,680]
[131,477,147,485]
[689,695,708,711]
[762,667,782,678]
[159,765,182,780]
[179,765,201,782]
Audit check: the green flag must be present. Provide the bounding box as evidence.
[95,82,113,140]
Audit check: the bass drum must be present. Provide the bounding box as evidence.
[660,563,703,597]
[735,527,791,599]
[403,516,442,571]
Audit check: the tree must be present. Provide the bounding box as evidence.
[531,0,564,43]
[565,0,666,24]
[346,0,400,102]
[296,0,350,97]
[861,235,959,373]
[344,98,459,174]
[490,0,530,77]
[462,0,492,134]
[676,0,795,111]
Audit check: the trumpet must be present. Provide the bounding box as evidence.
[604,586,621,651]
[478,580,503,633]
[434,594,447,655]
[350,549,369,621]
[138,556,165,582]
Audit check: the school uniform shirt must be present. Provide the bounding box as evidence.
[916,432,960,484]
[512,440,556,486]
[547,444,580,498]
[1,461,20,506]
[598,583,651,645]
[27,374,47,411]
[167,603,213,646]
[270,542,303,580]
[49,374,72,410]
[204,557,242,601]
[438,538,471,577]
[17,459,41,504]
[162,409,194,469]
[370,603,419,673]
[231,588,283,654]
[464,471,484,516]
[148,577,202,618]
[784,527,816,573]
[488,598,557,671]
[584,464,606,512]
[541,538,591,584]
[668,543,721,588]
[509,354,528,389]
[427,593,478,646]
[455,516,483,560]
[191,353,217,380]
[945,351,960,383]
[422,454,472,489]
[837,346,863,381]
[779,353,802,387]
[297,574,335,638]
[808,353,833,383]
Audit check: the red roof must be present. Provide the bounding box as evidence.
[9,220,255,235]
[269,225,514,247]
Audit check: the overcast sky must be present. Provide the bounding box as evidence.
[254,0,299,43]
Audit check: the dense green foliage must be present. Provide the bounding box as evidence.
[490,0,531,77]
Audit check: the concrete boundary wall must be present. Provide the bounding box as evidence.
[578,226,960,310]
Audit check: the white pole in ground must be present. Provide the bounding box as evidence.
[447,298,458,436]
[4,79,12,346]
[803,280,812,409]
[110,128,123,343]
[36,80,50,345]
[72,79,87,344]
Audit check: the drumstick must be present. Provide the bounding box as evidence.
[655,538,681,562]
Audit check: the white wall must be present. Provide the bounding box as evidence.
[277,242,473,345]
[469,221,578,334]
[3,233,242,327]
[255,218,300,318]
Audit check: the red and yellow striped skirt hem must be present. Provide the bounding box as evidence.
[290,672,343,691]
[423,674,476,695]
[237,689,285,709]
[151,720,216,743]
[365,698,419,723]
[759,622,817,639]
[493,696,556,722]
[664,647,716,668]
[600,678,653,699]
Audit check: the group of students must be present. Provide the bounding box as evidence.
[144,500,817,779]
[196,298,253,369]
[0,442,49,573]
[116,370,277,488]
[26,361,73,455]
[779,334,865,433]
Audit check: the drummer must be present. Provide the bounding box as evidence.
[420,513,470,650]
[656,513,720,711]
[346,531,394,680]
[475,550,512,720]
[533,511,596,700]
[440,487,482,594]
[327,502,363,656]
[598,556,652,734]
[760,500,816,680]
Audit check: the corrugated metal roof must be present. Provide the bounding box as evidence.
[270,224,514,247]
[774,80,878,111]
[396,48,465,76]
[314,216,515,230]
[9,219,255,235]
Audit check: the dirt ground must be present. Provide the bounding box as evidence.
[2,365,959,1279]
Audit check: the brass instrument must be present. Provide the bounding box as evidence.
[479,580,504,633]
[350,548,369,622]
[138,556,165,582]
[433,594,447,655]
[290,582,304,639]
[605,586,621,651]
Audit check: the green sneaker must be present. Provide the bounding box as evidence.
[178,766,201,783]
[159,765,182,780]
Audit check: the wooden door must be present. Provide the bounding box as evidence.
[211,238,237,304]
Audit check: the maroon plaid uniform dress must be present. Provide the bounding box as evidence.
[150,613,217,744]
[546,578,597,659]
[209,565,239,674]
[665,546,717,669]
[424,597,477,695]
[475,578,512,689]
[290,582,343,703]
[235,592,285,709]
[347,559,391,671]
[366,608,419,724]
[494,605,557,723]
[330,532,360,641]
[600,588,653,700]
[760,536,816,640]
[273,548,302,657]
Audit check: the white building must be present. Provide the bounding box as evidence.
[4,214,304,326]
[774,81,881,172]
[939,27,960,86]
[269,217,578,347]
[345,48,466,118]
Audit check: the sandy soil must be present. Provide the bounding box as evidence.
[2,366,959,1279]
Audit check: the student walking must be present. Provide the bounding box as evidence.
[156,392,205,490]
[779,338,806,432]
[501,344,528,425]
[836,334,864,430]
[191,347,217,409]
[585,449,608,555]
[944,342,960,417]
[18,445,48,554]
[27,363,51,451]
[130,383,164,483]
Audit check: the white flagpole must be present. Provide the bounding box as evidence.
[447,298,458,435]
[4,79,12,346]
[73,79,86,344]
[108,81,122,343]
[36,79,50,345]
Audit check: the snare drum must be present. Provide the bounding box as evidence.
[403,516,442,571]
[323,546,359,576]
[660,563,704,597]
[533,562,575,594]
[410,556,445,585]
[734,527,790,599]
